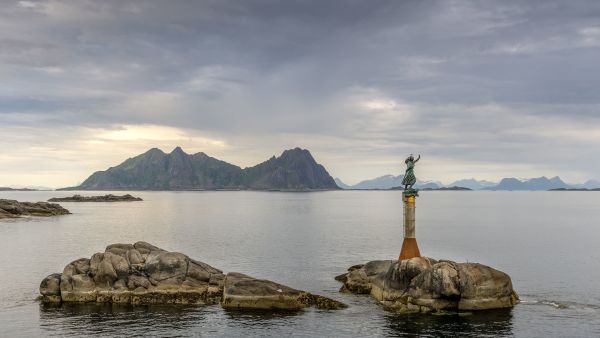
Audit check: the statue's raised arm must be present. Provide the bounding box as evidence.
[414,154,421,163]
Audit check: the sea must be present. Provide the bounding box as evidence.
[0,190,599,337]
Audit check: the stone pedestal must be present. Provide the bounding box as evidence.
[399,192,421,260]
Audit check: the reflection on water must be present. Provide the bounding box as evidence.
[39,302,517,337]
[39,303,207,336]
[384,309,513,337]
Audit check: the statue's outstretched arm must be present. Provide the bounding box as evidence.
[415,154,421,163]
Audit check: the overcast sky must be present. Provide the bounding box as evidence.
[1,0,600,187]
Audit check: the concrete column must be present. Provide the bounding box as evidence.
[404,195,416,238]
[399,194,421,260]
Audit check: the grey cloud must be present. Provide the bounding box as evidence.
[1,0,600,185]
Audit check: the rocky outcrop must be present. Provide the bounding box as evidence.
[337,257,518,313]
[40,242,344,311]
[222,272,346,310]
[48,194,143,202]
[0,199,70,219]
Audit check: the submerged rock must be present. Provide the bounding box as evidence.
[337,257,518,313]
[0,199,70,219]
[39,242,345,312]
[48,194,143,202]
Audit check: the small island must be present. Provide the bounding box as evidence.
[336,257,518,313]
[48,194,143,202]
[421,186,472,191]
[549,188,600,191]
[39,242,345,311]
[0,199,70,219]
[0,187,38,191]
[391,186,471,191]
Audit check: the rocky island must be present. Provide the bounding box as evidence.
[39,242,346,311]
[59,147,339,191]
[421,186,472,191]
[336,257,518,313]
[48,194,143,202]
[0,199,70,219]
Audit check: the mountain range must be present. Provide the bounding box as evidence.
[62,147,338,191]
[484,176,569,191]
[335,176,600,191]
[334,175,442,190]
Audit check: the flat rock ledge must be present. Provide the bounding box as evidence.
[0,199,70,219]
[336,258,518,314]
[48,194,143,202]
[39,242,345,311]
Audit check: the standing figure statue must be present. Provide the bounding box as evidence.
[402,154,420,191]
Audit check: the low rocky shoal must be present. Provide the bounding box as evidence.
[0,199,70,219]
[48,194,143,202]
[40,242,346,311]
[336,257,518,313]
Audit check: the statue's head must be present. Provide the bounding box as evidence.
[405,154,414,164]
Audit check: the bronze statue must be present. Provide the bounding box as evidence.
[402,154,420,191]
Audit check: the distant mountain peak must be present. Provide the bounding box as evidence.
[242,148,337,190]
[64,146,337,191]
[489,176,569,190]
[170,146,187,155]
[280,147,313,159]
[145,147,166,155]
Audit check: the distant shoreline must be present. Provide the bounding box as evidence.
[4,188,600,192]
[549,188,600,191]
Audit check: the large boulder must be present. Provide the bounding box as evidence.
[39,273,62,302]
[39,242,346,312]
[222,272,346,310]
[457,263,519,310]
[336,260,393,294]
[39,242,225,305]
[337,257,518,313]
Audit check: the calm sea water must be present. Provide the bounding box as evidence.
[0,190,599,337]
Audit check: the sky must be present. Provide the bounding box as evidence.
[1,0,600,188]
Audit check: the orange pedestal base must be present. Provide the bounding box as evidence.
[399,237,421,260]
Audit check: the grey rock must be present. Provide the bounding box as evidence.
[222,272,346,310]
[0,199,70,219]
[39,273,61,298]
[127,275,151,290]
[145,252,188,285]
[39,242,344,310]
[48,194,143,202]
[133,241,165,255]
[457,263,519,310]
[105,243,134,256]
[337,257,518,313]
[340,260,394,294]
[126,249,144,265]
[386,257,433,290]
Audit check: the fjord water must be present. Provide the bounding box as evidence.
[0,191,599,337]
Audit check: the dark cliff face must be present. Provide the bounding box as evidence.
[242,148,338,190]
[78,147,242,190]
[73,147,338,191]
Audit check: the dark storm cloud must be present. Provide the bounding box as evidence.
[1,0,600,186]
